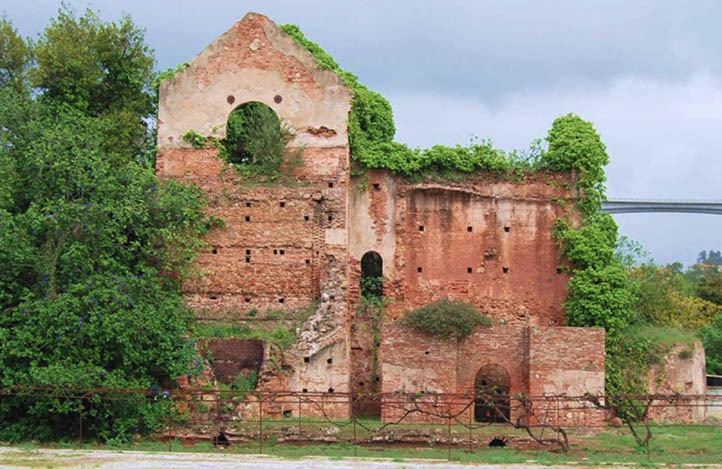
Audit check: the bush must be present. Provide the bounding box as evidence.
[232,370,258,392]
[400,298,492,339]
[702,314,722,375]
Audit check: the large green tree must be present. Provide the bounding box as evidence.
[0,9,207,442]
[31,7,156,162]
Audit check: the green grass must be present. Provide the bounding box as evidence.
[625,325,700,346]
[4,424,720,465]
[192,323,295,349]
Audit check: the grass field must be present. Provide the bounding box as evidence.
[4,424,720,466]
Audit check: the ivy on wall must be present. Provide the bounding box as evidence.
[284,26,647,394]
[280,25,541,177]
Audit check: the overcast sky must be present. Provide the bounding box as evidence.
[6,1,722,265]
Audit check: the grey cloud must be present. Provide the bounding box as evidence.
[6,0,722,264]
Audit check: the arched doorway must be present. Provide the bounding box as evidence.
[223,101,287,168]
[474,364,511,423]
[360,251,383,298]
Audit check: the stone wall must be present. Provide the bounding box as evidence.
[648,341,707,423]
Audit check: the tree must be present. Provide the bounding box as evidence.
[0,18,31,92]
[32,6,155,161]
[0,11,208,442]
[702,314,722,375]
[696,271,722,306]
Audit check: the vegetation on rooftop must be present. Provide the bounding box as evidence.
[400,298,492,339]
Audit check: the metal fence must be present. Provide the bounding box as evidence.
[1,387,721,459]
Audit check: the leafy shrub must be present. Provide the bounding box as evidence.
[541,114,609,216]
[605,333,664,420]
[232,370,258,392]
[702,314,722,375]
[400,299,492,339]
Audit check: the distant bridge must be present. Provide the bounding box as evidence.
[602,199,722,215]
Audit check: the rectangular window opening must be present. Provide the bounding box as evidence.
[503,266,509,273]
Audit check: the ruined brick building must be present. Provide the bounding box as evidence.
[156,13,606,424]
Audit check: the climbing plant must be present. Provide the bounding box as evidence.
[280,24,541,178]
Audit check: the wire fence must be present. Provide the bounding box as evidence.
[1,386,721,459]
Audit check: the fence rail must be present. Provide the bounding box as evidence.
[2,386,721,459]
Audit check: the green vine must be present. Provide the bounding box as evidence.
[543,114,642,400]
[544,115,635,336]
[280,25,542,178]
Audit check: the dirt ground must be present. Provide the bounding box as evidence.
[0,447,584,469]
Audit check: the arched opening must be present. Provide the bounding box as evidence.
[361,251,383,298]
[224,101,289,170]
[474,364,511,423]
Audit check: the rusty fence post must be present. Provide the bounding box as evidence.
[167,391,172,452]
[351,393,358,458]
[447,409,452,461]
[258,394,264,454]
[468,395,473,453]
[78,396,83,448]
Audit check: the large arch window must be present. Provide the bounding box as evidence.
[224,101,287,170]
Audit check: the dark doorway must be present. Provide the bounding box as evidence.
[474,364,511,423]
[361,251,383,298]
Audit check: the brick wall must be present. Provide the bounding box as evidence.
[157,13,352,417]
[380,324,605,425]
[527,326,606,427]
